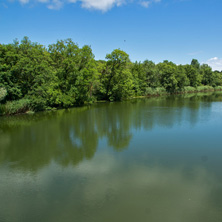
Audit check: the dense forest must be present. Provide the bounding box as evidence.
[0,37,222,115]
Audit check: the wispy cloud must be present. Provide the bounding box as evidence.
[79,0,125,12]
[47,0,63,9]
[187,50,203,56]
[205,57,222,71]
[38,0,50,3]
[139,0,161,8]
[139,1,151,8]
[1,2,9,8]
[9,0,162,11]
[18,0,29,4]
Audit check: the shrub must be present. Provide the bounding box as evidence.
[214,86,222,90]
[145,87,167,96]
[145,87,156,96]
[1,99,32,115]
[0,87,7,102]
[184,86,196,93]
[196,85,214,92]
[155,87,167,95]
[28,96,47,111]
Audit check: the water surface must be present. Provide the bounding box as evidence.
[1,92,222,222]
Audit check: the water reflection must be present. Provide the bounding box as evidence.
[0,92,222,171]
[1,92,222,222]
[0,153,222,222]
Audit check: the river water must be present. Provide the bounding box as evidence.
[0,92,222,222]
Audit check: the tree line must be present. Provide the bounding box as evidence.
[0,37,222,114]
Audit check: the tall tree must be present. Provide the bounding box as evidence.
[191,59,200,70]
[100,49,134,101]
[143,60,159,88]
[184,64,202,87]
[131,61,147,96]
[48,39,98,107]
[200,64,214,86]
[157,61,178,92]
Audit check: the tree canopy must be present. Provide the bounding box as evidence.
[0,37,222,115]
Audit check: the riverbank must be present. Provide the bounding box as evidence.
[131,86,222,100]
[1,85,222,116]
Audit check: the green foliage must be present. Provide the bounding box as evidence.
[145,87,155,95]
[48,39,98,106]
[0,87,7,102]
[191,59,200,70]
[155,87,167,95]
[0,98,31,115]
[214,71,222,86]
[145,87,167,96]
[214,86,222,90]
[176,65,190,90]
[143,60,160,88]
[196,85,214,92]
[131,61,146,96]
[200,64,214,86]
[184,64,202,87]
[0,37,222,115]
[184,86,196,93]
[101,49,134,101]
[157,61,178,92]
[183,86,215,93]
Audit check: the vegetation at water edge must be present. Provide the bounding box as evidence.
[1,37,222,115]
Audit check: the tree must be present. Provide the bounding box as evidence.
[191,59,200,70]
[143,60,159,88]
[100,49,134,101]
[0,41,22,100]
[213,71,222,86]
[200,64,214,86]
[157,61,178,92]
[48,39,98,107]
[184,64,202,87]
[131,61,147,96]
[176,65,190,90]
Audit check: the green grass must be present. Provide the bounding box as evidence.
[214,86,222,90]
[196,86,214,92]
[0,87,7,102]
[0,99,32,115]
[183,86,196,93]
[145,87,167,96]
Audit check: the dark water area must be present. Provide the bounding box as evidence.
[1,92,222,222]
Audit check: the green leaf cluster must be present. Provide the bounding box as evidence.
[1,37,222,115]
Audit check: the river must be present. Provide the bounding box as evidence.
[0,92,222,222]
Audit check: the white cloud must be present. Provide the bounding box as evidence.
[139,0,161,8]
[18,0,29,4]
[12,0,161,11]
[205,57,222,71]
[80,0,125,12]
[187,50,203,56]
[47,0,63,9]
[139,1,151,8]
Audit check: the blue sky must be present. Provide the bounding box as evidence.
[1,0,222,70]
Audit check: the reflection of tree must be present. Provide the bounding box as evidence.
[0,92,222,172]
[54,109,99,166]
[97,102,133,151]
